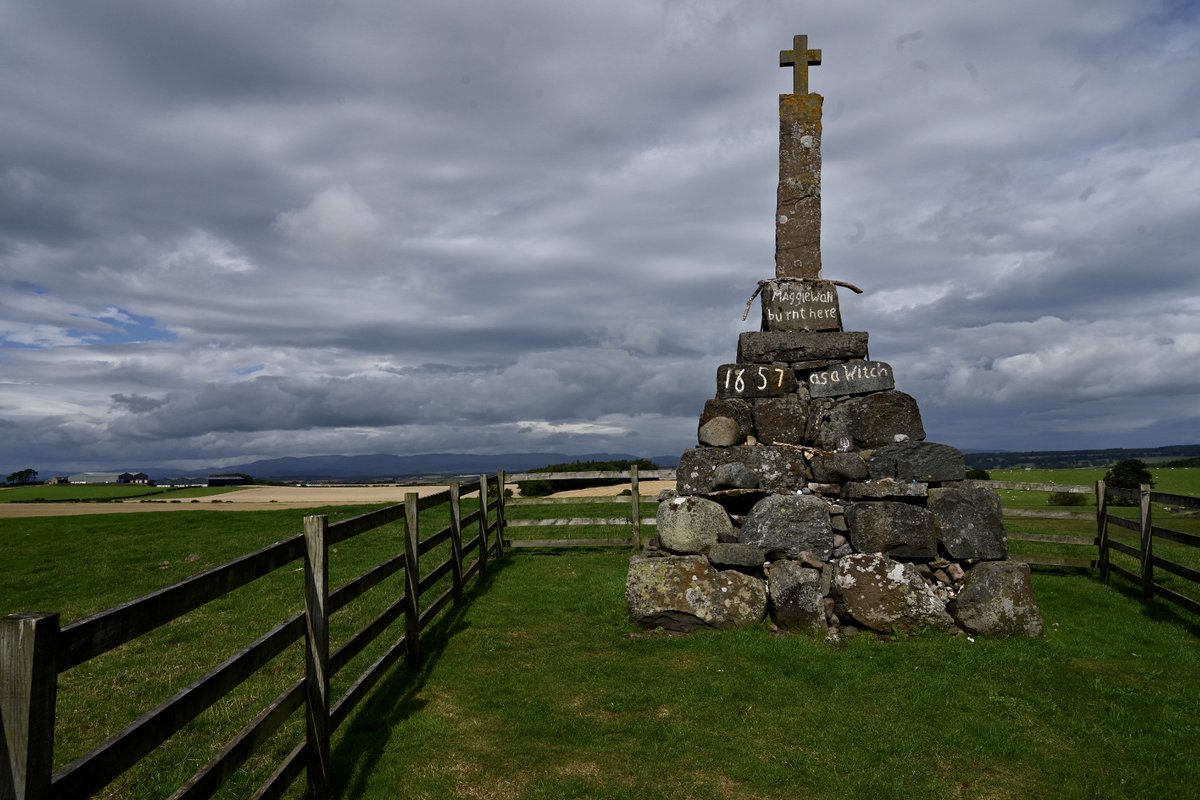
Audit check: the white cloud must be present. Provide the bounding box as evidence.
[275,184,388,263]
[160,230,256,275]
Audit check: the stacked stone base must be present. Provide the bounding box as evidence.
[626,278,1044,639]
[628,527,1044,639]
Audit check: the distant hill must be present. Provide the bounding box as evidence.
[161,452,681,483]
[964,444,1200,470]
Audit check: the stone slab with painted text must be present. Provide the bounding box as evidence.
[716,363,799,399]
[761,279,841,332]
[808,360,895,398]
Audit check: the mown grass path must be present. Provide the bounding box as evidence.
[333,551,1200,800]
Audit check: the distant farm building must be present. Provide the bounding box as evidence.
[68,471,154,485]
[207,476,252,487]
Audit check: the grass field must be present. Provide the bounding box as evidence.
[0,483,242,503]
[1,502,471,799]
[988,465,1200,498]
[340,552,1200,800]
[3,473,1199,799]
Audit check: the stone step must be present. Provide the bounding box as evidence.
[738,330,867,363]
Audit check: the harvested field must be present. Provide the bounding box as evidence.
[0,484,451,518]
[545,479,675,498]
[0,479,680,518]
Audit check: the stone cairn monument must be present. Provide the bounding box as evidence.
[626,36,1043,639]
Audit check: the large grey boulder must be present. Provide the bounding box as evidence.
[766,560,826,630]
[832,553,955,633]
[656,496,732,554]
[739,494,834,559]
[699,416,742,447]
[841,481,928,500]
[707,543,767,569]
[809,451,869,483]
[844,501,937,558]
[699,398,754,442]
[712,463,759,490]
[948,561,1043,637]
[928,487,1008,560]
[813,391,926,450]
[677,446,807,496]
[752,396,809,445]
[868,441,966,483]
[626,555,767,631]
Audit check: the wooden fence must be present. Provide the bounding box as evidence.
[975,480,1099,569]
[1096,480,1200,616]
[1,475,506,800]
[504,466,675,550]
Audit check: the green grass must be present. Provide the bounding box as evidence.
[989,466,1200,499]
[0,483,245,503]
[332,550,1200,800]
[504,496,658,544]
[5,485,1200,799]
[0,502,478,799]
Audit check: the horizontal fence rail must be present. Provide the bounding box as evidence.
[1,474,507,800]
[504,466,676,550]
[1097,480,1200,617]
[971,479,1100,570]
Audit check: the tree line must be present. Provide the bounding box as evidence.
[5,468,38,485]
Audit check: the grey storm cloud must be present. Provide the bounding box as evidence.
[1,0,1199,472]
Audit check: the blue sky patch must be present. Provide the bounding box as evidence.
[72,307,177,346]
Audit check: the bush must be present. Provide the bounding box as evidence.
[1048,491,1087,506]
[1103,459,1153,506]
[965,468,991,480]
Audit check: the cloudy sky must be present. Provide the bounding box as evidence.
[2,1,1198,472]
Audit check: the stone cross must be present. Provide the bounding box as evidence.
[779,34,822,95]
[775,33,824,279]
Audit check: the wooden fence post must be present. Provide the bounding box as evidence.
[302,515,331,799]
[449,483,464,603]
[478,476,491,572]
[1,613,59,800]
[1139,484,1154,601]
[496,470,507,549]
[1096,479,1109,581]
[403,493,421,666]
[630,464,642,552]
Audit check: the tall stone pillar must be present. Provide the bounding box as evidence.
[776,93,823,279]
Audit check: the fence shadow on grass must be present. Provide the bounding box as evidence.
[1105,578,1200,637]
[330,555,510,799]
